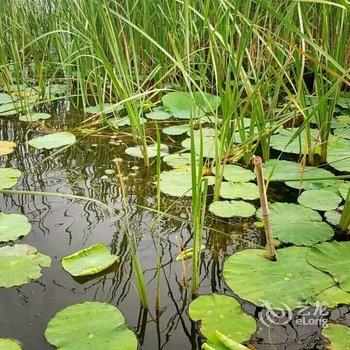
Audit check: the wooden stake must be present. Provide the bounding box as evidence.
[253,155,276,260]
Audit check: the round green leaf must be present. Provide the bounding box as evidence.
[162,124,190,136]
[181,136,219,158]
[193,92,221,113]
[0,244,51,287]
[223,247,335,309]
[220,182,259,200]
[297,190,342,211]
[162,91,204,119]
[322,324,350,350]
[0,167,21,190]
[316,286,350,308]
[328,139,350,172]
[108,116,146,128]
[307,241,350,292]
[257,203,333,246]
[19,112,51,122]
[189,294,256,350]
[62,243,118,277]
[159,170,192,197]
[325,210,342,226]
[145,109,172,120]
[209,201,256,218]
[213,164,256,183]
[45,301,138,350]
[0,338,22,350]
[0,93,13,104]
[339,182,349,200]
[125,143,168,158]
[162,152,192,169]
[0,213,31,242]
[28,132,76,149]
[0,102,21,116]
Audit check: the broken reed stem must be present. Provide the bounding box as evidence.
[253,155,276,260]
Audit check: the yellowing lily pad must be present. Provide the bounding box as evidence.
[322,324,350,350]
[0,168,21,190]
[189,294,256,350]
[45,302,138,350]
[62,243,118,277]
[28,132,76,149]
[0,213,31,242]
[257,203,333,246]
[307,241,350,292]
[0,338,22,350]
[223,246,336,309]
[0,141,16,156]
[0,244,51,287]
[297,190,342,211]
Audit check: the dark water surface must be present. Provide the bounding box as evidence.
[0,116,349,349]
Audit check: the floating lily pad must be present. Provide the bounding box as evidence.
[317,286,350,308]
[28,132,76,149]
[189,294,256,350]
[0,338,22,350]
[45,83,68,97]
[307,242,350,292]
[162,124,190,136]
[209,201,256,218]
[0,102,21,116]
[0,168,21,190]
[125,143,168,158]
[322,324,350,350]
[186,128,217,138]
[159,170,192,197]
[223,246,336,309]
[297,190,342,211]
[108,116,146,128]
[270,128,320,154]
[328,139,350,172]
[264,160,337,190]
[19,112,51,122]
[213,164,256,183]
[325,210,342,226]
[220,182,259,200]
[45,302,138,350]
[257,203,333,246]
[181,136,219,158]
[339,182,349,200]
[0,244,51,287]
[162,92,205,119]
[0,213,31,242]
[163,152,192,169]
[85,103,124,114]
[62,243,118,277]
[334,127,350,140]
[0,93,13,104]
[145,109,172,120]
[0,141,16,156]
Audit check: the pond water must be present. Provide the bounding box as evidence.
[0,114,349,349]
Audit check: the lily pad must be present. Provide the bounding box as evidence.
[0,338,22,350]
[325,210,342,226]
[322,324,350,350]
[108,116,146,128]
[45,302,138,350]
[0,93,13,104]
[189,294,256,350]
[223,246,336,309]
[317,286,350,308]
[213,164,256,183]
[220,182,259,200]
[181,136,219,158]
[163,152,192,169]
[0,141,16,156]
[0,213,31,242]
[0,168,21,190]
[307,241,350,292]
[193,92,221,113]
[62,243,118,277]
[339,182,349,200]
[209,201,256,218]
[328,138,350,172]
[125,143,168,158]
[159,170,192,197]
[162,124,190,136]
[264,160,337,190]
[257,203,333,246]
[28,132,76,149]
[19,112,51,122]
[85,103,124,114]
[145,109,172,120]
[0,244,51,287]
[162,92,205,119]
[0,102,21,116]
[297,190,342,211]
